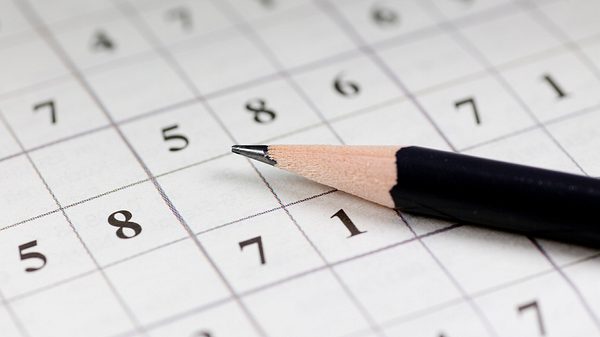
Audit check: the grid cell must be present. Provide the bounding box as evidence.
[199,210,324,292]
[106,239,229,324]
[1,77,108,149]
[64,182,187,266]
[29,128,147,206]
[12,273,134,337]
[253,4,355,69]
[243,270,369,337]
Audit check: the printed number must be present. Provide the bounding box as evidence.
[517,300,546,336]
[193,330,212,337]
[166,7,193,31]
[371,4,399,26]
[91,30,116,52]
[108,210,142,239]
[333,73,360,97]
[19,240,47,273]
[454,97,481,125]
[33,100,56,124]
[542,74,568,99]
[331,209,366,237]
[239,236,266,265]
[162,124,189,152]
[245,99,277,124]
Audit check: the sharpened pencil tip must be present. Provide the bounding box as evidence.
[231,145,277,166]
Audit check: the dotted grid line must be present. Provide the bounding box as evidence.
[0,101,147,335]
[2,0,595,233]
[521,0,600,328]
[0,1,596,334]
[0,0,519,104]
[207,1,391,336]
[2,183,600,336]
[15,0,268,336]
[3,81,600,235]
[314,1,503,336]
[1,6,600,166]
[0,0,595,299]
[419,0,600,332]
[120,0,392,335]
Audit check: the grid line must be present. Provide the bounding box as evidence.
[0,106,146,335]
[113,0,281,335]
[2,25,600,167]
[316,0,503,334]
[397,212,499,337]
[1,1,598,336]
[315,0,457,151]
[209,1,389,335]
[0,288,30,337]
[17,0,268,336]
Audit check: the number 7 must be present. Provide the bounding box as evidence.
[454,97,481,125]
[239,236,266,265]
[517,300,546,336]
[33,100,56,125]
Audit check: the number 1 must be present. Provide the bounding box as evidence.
[331,209,366,237]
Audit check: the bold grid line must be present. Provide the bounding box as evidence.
[3,184,600,337]
[2,23,600,167]
[0,109,146,335]
[0,0,596,334]
[3,91,600,236]
[315,0,503,334]
[398,212,499,337]
[422,1,587,173]
[125,0,385,334]
[208,1,388,335]
[0,288,30,337]
[0,0,561,123]
[314,0,456,151]
[42,0,274,336]
[419,0,600,332]
[16,0,268,336]
[113,0,284,335]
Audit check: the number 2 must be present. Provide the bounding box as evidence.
[19,240,47,273]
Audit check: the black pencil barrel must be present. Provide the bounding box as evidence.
[390,146,600,246]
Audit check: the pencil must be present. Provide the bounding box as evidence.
[231,145,600,247]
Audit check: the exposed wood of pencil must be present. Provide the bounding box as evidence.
[268,145,400,208]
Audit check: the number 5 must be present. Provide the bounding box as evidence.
[19,240,47,273]
[162,124,189,152]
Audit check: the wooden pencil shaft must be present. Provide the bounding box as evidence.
[264,145,600,247]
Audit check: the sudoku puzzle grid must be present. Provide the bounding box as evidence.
[1,0,600,336]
